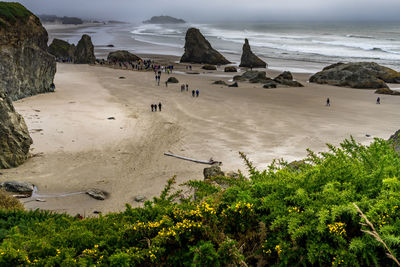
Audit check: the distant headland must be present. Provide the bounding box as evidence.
[143,15,186,24]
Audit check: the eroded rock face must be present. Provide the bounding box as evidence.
[309,62,400,89]
[0,3,56,100]
[107,50,141,62]
[0,90,32,169]
[239,39,267,68]
[74,34,96,64]
[180,28,230,65]
[48,38,75,59]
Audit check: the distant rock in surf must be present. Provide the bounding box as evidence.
[310,62,400,90]
[0,2,56,100]
[107,50,141,62]
[180,28,230,65]
[143,15,185,24]
[239,39,267,68]
[74,34,96,64]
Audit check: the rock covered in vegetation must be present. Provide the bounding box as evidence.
[0,90,32,168]
[203,165,225,179]
[309,62,400,89]
[0,181,34,193]
[180,28,230,65]
[48,38,75,59]
[224,66,237,72]
[239,39,267,68]
[167,77,179,83]
[389,129,400,153]
[74,34,96,64]
[0,2,56,100]
[202,64,217,70]
[107,50,141,63]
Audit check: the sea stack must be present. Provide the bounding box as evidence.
[180,28,230,65]
[239,39,267,68]
[0,2,56,100]
[74,34,96,64]
[0,90,32,169]
[48,38,76,60]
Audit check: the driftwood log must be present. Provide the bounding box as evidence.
[164,152,222,165]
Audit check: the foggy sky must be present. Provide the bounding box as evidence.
[7,0,400,22]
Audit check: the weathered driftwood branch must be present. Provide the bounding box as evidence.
[164,152,222,165]
[353,203,400,266]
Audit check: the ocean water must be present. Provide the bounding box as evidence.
[60,21,400,72]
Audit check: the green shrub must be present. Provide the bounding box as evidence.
[0,137,399,266]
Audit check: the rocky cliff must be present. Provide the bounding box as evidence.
[239,39,267,68]
[180,28,230,65]
[309,62,400,90]
[0,90,32,169]
[0,2,56,100]
[74,34,96,64]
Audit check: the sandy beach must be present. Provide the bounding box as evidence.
[1,59,399,215]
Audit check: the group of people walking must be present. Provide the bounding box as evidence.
[180,84,199,97]
[151,102,162,112]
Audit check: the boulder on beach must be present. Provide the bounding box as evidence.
[74,34,96,64]
[273,71,303,87]
[203,165,225,180]
[202,64,217,70]
[180,28,230,65]
[375,88,400,95]
[309,62,400,89]
[107,50,141,63]
[0,181,34,194]
[224,66,237,72]
[213,80,228,85]
[86,189,107,200]
[0,2,56,100]
[167,77,179,83]
[239,39,267,68]
[228,82,238,87]
[48,38,75,59]
[0,90,32,169]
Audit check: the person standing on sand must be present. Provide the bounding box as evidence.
[158,102,162,112]
[151,104,154,112]
[196,89,199,97]
[165,81,168,87]
[326,98,330,106]
[377,97,381,104]
[154,104,157,112]
[192,90,195,97]
[186,84,189,91]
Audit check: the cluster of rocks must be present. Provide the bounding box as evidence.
[212,80,238,87]
[233,70,303,88]
[309,62,400,94]
[48,34,96,64]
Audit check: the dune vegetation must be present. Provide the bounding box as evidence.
[0,137,400,266]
